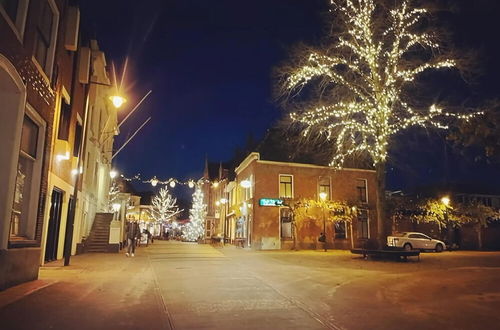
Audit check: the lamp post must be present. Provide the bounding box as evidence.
[319,192,328,252]
[441,196,451,246]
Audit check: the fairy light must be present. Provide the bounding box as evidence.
[286,0,481,168]
[183,185,206,242]
[151,187,182,223]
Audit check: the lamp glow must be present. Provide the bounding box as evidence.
[151,177,159,187]
[188,181,195,188]
[170,181,176,188]
[110,170,118,179]
[319,192,328,201]
[441,196,450,206]
[110,95,126,109]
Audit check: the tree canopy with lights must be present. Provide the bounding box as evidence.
[281,0,478,246]
[151,187,182,223]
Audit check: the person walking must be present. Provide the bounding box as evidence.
[126,221,141,257]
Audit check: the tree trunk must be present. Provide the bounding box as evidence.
[476,224,483,250]
[375,162,387,249]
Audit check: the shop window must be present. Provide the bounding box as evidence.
[356,179,368,203]
[357,209,369,239]
[279,174,293,198]
[280,208,292,239]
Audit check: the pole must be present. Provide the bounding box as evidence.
[63,73,91,266]
[323,205,327,252]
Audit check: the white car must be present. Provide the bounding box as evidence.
[387,232,446,252]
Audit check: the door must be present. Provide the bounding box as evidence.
[45,189,63,262]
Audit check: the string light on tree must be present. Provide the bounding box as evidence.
[183,185,206,242]
[151,187,182,224]
[282,0,480,248]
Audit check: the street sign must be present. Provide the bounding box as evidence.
[259,198,284,207]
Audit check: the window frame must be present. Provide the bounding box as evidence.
[9,103,46,245]
[0,0,29,42]
[318,176,331,201]
[280,207,293,239]
[356,178,368,204]
[357,209,370,239]
[31,0,59,81]
[279,174,293,199]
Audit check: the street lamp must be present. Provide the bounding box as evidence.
[319,192,328,252]
[109,95,127,109]
[110,169,118,179]
[441,196,450,207]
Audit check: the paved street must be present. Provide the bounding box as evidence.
[1,241,500,330]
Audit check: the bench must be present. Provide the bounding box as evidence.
[234,238,246,248]
[351,249,420,261]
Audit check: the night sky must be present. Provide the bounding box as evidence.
[79,0,500,192]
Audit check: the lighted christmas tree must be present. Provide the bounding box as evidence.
[151,187,181,223]
[183,185,206,242]
[281,0,479,247]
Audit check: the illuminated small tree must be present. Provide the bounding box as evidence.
[281,0,478,247]
[183,186,206,242]
[108,181,120,212]
[151,187,182,224]
[453,202,500,250]
[293,198,356,249]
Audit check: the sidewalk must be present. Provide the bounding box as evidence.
[0,245,171,330]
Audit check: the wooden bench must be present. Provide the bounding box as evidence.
[351,249,420,261]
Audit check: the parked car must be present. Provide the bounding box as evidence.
[387,232,446,252]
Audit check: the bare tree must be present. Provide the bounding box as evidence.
[279,0,478,248]
[151,187,182,224]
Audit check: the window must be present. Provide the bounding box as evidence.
[73,121,82,157]
[0,0,29,39]
[0,0,18,22]
[318,176,331,200]
[356,179,368,203]
[334,221,347,239]
[357,209,369,239]
[11,113,44,241]
[279,174,293,198]
[280,208,292,239]
[33,0,58,76]
[58,98,71,140]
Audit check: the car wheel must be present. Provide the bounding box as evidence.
[403,243,412,251]
[435,244,443,253]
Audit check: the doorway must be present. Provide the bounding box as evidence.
[45,188,63,262]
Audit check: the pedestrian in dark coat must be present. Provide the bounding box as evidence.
[126,221,141,257]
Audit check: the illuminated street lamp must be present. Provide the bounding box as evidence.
[188,181,195,188]
[110,169,118,179]
[441,196,450,206]
[151,176,159,187]
[109,95,127,109]
[169,181,176,188]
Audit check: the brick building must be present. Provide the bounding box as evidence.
[224,153,378,250]
[0,0,80,289]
